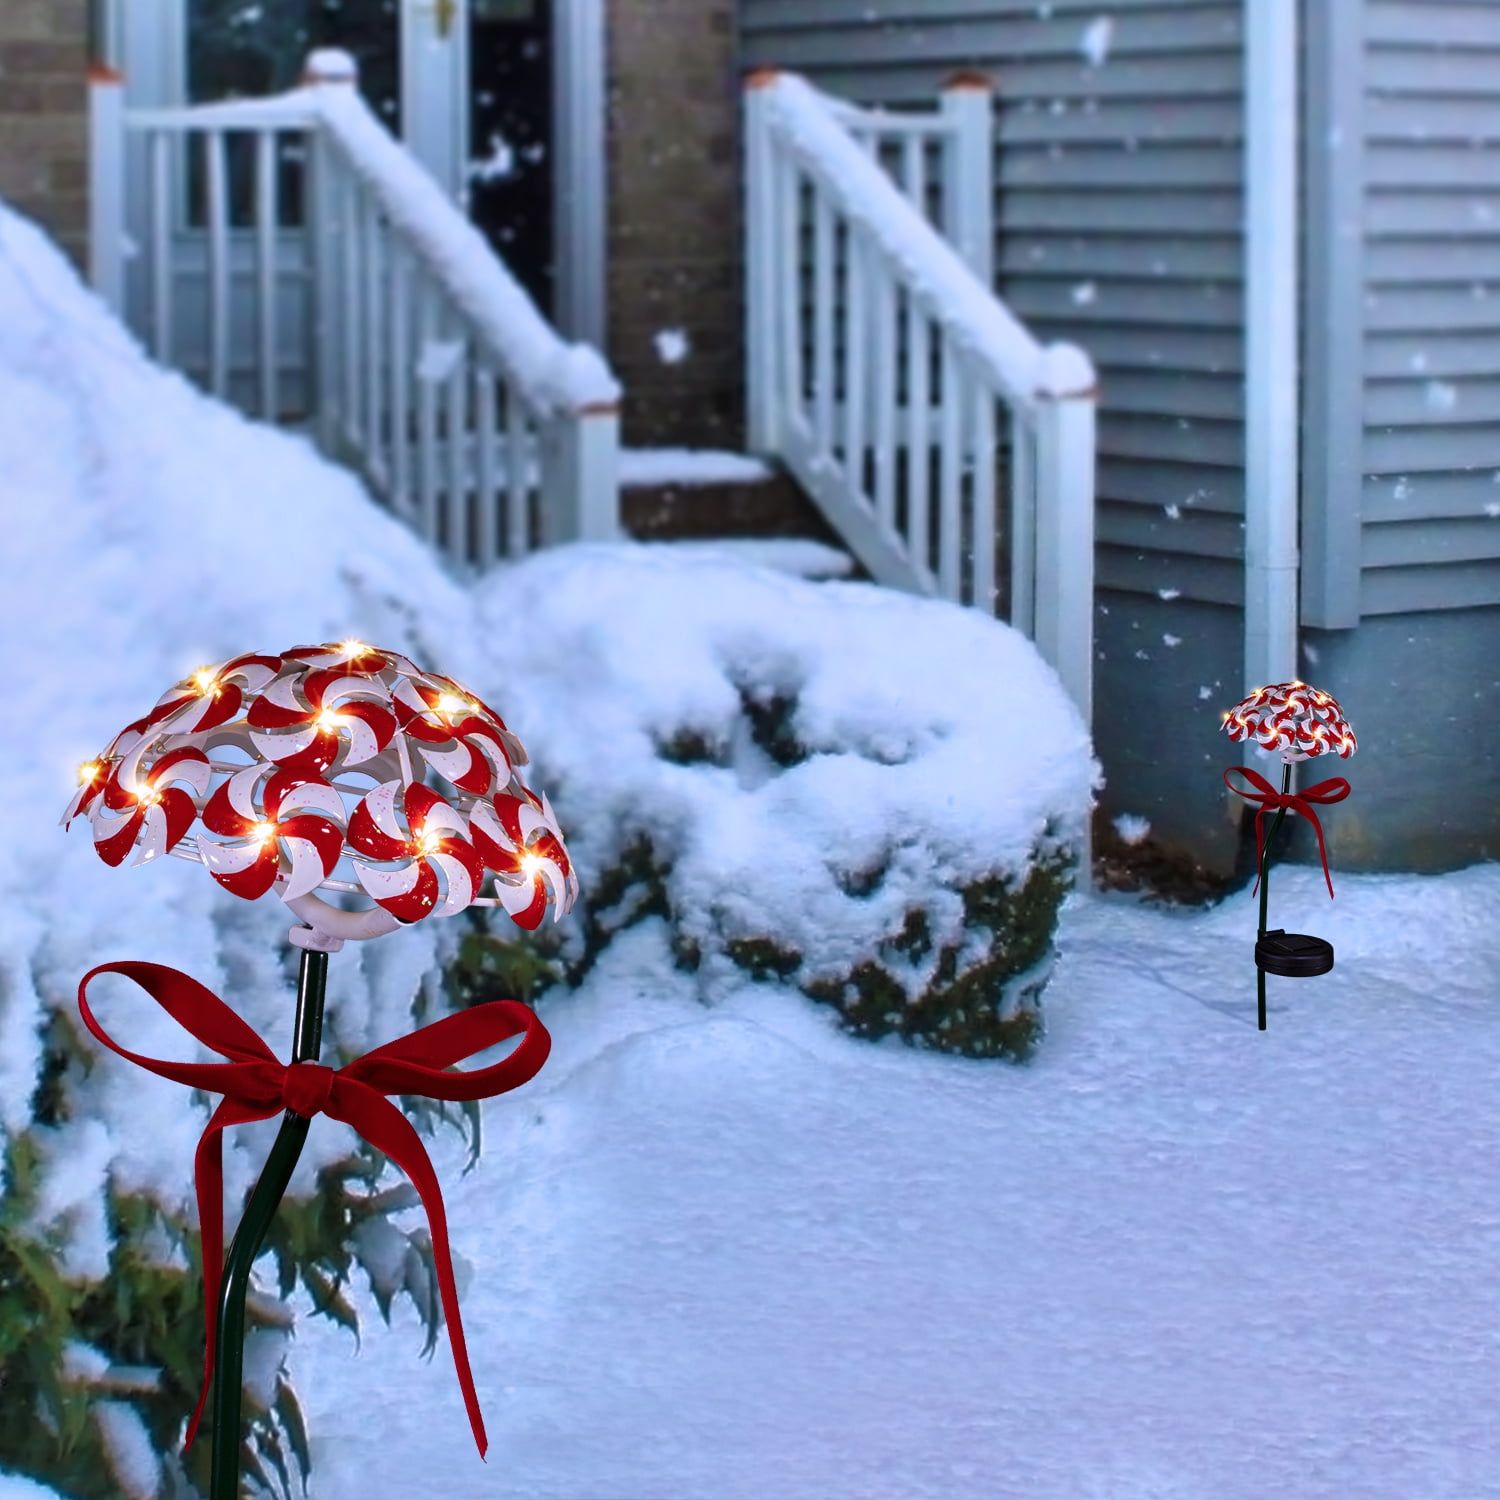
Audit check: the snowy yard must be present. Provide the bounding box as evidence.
[285,860,1500,1500]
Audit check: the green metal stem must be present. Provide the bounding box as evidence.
[1255,762,1293,1031]
[209,947,328,1500]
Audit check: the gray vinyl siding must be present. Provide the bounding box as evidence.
[740,0,1249,609]
[1347,0,1500,619]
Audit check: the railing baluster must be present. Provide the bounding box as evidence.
[444,326,469,565]
[842,222,866,498]
[505,384,529,557]
[474,364,499,563]
[873,266,897,531]
[149,129,173,363]
[778,152,803,425]
[340,166,360,447]
[901,130,925,217]
[308,126,340,456]
[416,277,439,541]
[205,130,230,398]
[364,202,385,484]
[971,373,997,612]
[1009,408,1036,636]
[389,241,412,516]
[813,186,834,457]
[255,128,279,420]
[907,301,931,578]
[938,336,962,600]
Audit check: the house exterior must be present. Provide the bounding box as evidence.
[2,0,1495,879]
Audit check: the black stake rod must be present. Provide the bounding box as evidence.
[209,944,329,1500]
[1253,762,1292,1031]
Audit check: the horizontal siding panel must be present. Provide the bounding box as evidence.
[1367,143,1500,191]
[1364,283,1500,331]
[1359,561,1500,613]
[997,235,1239,279]
[998,189,1241,235]
[1102,456,1243,511]
[1364,425,1500,473]
[1098,501,1245,556]
[998,98,1242,147]
[1363,517,1500,566]
[1366,376,1500,427]
[1366,49,1500,96]
[1097,369,1242,421]
[1366,0,1500,50]
[1366,238,1500,281]
[1363,471,1500,522]
[1001,143,1238,189]
[1366,192,1500,236]
[1367,330,1500,379]
[1365,94,1500,143]
[1097,546,1244,605]
[1068,324,1243,375]
[744,0,1239,33]
[1100,412,1241,466]
[1007,278,1239,327]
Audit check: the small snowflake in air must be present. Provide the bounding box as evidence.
[1113,813,1151,846]
[654,329,690,365]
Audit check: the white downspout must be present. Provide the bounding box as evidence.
[1243,0,1301,700]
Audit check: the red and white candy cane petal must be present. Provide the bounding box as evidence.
[202,764,273,837]
[149,681,243,737]
[356,858,442,923]
[61,762,111,827]
[414,721,513,796]
[276,813,344,899]
[425,836,486,918]
[348,781,412,861]
[492,871,549,930]
[283,641,390,675]
[303,666,393,714]
[329,700,397,766]
[264,769,345,827]
[198,831,280,900]
[404,783,468,840]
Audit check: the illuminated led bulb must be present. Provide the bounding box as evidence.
[78,761,101,785]
[436,692,468,718]
[340,638,368,656]
[192,667,218,694]
[249,821,277,845]
[315,707,342,732]
[415,829,442,857]
[519,851,545,879]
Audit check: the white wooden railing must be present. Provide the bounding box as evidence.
[88,50,620,570]
[744,69,1097,748]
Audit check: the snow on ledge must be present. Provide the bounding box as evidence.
[619,448,775,487]
[766,74,1097,404]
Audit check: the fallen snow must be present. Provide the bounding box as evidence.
[288,863,1500,1500]
[1112,812,1151,845]
[1080,15,1115,68]
[618,447,774,487]
[0,1477,67,1500]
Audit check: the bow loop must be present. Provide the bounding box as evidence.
[75,961,551,1462]
[1223,764,1351,900]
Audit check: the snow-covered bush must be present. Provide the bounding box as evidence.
[0,201,496,1498]
[470,544,1101,1058]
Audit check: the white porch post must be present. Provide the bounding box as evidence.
[553,0,607,349]
[743,68,781,455]
[539,402,621,545]
[1243,0,1301,700]
[940,71,994,286]
[88,63,127,313]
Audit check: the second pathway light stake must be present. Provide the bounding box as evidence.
[61,640,580,1499]
[1219,680,1357,1031]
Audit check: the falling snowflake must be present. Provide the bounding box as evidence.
[1425,380,1458,412]
[1409,352,1428,373]
[1164,504,1181,519]
[1080,16,1115,67]
[1072,280,1097,305]
[1393,477,1411,501]
[468,133,516,184]
[654,329,690,364]
[1133,648,1150,660]
[1113,813,1151,846]
[1484,501,1500,518]
[1163,633,1182,647]
[1157,586,1181,600]
[1302,641,1321,665]
[1197,685,1213,701]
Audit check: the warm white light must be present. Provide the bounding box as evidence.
[78,761,101,785]
[519,851,545,879]
[416,829,442,857]
[339,638,368,656]
[192,667,218,694]
[315,708,342,732]
[249,820,277,844]
[436,692,468,718]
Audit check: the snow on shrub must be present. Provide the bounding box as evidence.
[472,543,1101,1057]
[0,200,494,1497]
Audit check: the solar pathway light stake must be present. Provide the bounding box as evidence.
[61,641,579,1500]
[1219,680,1356,1031]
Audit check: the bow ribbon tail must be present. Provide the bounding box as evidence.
[182,1094,282,1454]
[328,1081,490,1460]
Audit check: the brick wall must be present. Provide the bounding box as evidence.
[0,0,90,268]
[606,0,744,450]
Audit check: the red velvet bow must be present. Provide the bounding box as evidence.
[76,960,551,1460]
[1222,765,1351,900]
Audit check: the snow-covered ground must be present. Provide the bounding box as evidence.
[287,861,1500,1500]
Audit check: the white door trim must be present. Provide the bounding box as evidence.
[553,0,605,348]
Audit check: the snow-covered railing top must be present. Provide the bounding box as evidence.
[123,50,619,419]
[756,71,1095,409]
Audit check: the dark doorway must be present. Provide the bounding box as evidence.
[467,0,554,320]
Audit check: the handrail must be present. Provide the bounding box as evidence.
[764,73,1093,411]
[744,68,1097,857]
[88,50,620,569]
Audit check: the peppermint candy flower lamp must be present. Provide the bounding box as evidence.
[1220,680,1356,1030]
[62,641,577,1500]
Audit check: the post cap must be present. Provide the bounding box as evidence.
[302,48,359,84]
[942,69,993,92]
[743,67,782,90]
